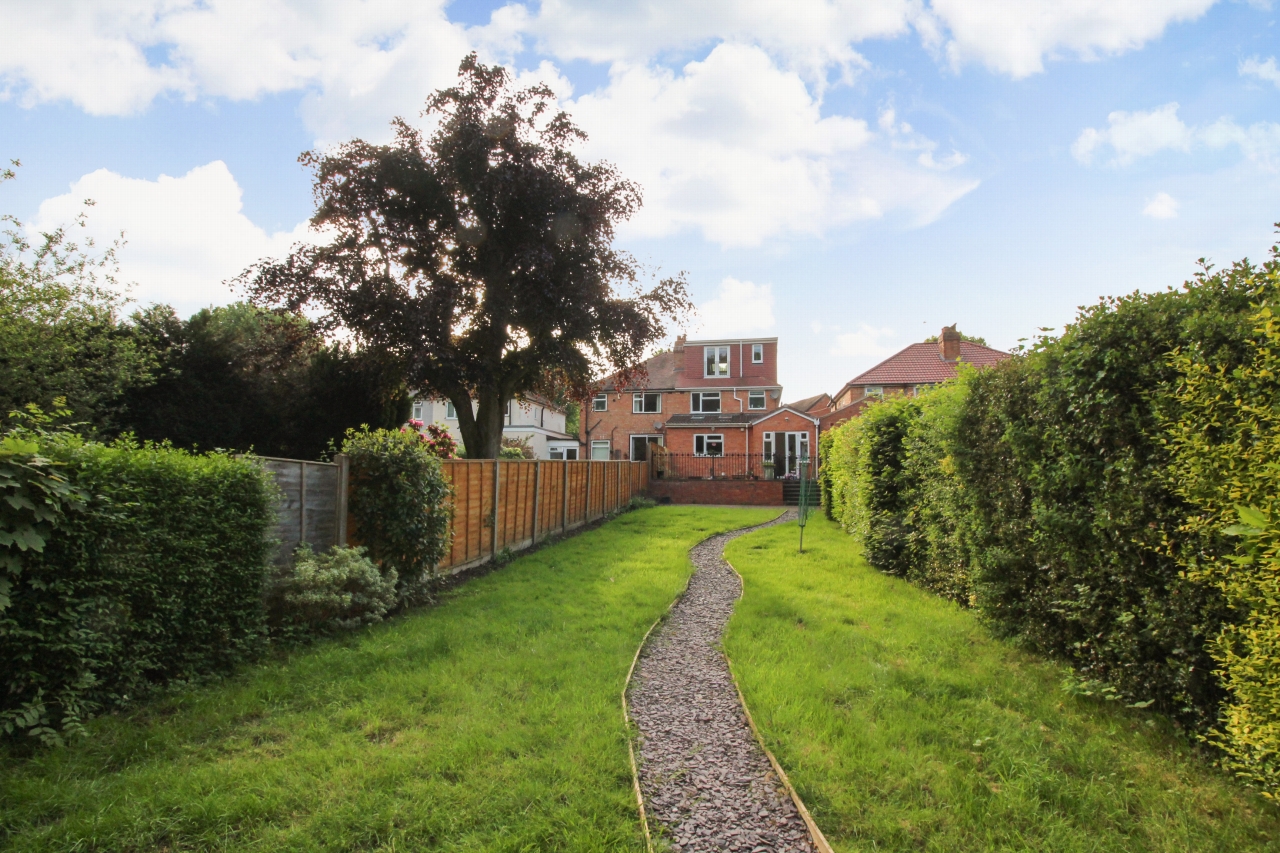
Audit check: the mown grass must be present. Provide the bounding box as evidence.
[723,516,1280,852]
[1,506,778,852]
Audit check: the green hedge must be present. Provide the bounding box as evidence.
[343,427,453,604]
[822,247,1280,794]
[1,431,274,742]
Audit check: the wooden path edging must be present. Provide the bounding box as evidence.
[723,548,836,853]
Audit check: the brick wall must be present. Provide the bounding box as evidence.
[648,478,784,505]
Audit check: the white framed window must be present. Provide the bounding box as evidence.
[748,390,766,410]
[591,440,611,460]
[694,434,724,456]
[445,401,457,419]
[704,345,730,377]
[633,392,661,413]
[752,343,764,363]
[864,386,884,398]
[691,391,721,413]
[411,400,426,421]
[592,393,608,412]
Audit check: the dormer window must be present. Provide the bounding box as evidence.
[704,346,730,377]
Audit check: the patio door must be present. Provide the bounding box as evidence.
[630,434,662,461]
[781,432,810,476]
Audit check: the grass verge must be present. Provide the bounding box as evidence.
[723,516,1280,852]
[1,506,778,852]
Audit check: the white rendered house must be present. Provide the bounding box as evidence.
[409,394,579,459]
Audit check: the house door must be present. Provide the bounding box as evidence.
[630,434,662,461]
[783,432,810,477]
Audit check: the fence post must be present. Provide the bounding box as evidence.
[491,459,501,556]
[562,461,569,532]
[586,460,593,522]
[299,461,308,547]
[335,453,349,546]
[532,460,541,545]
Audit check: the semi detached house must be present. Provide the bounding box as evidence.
[582,335,819,475]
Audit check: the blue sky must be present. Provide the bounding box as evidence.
[2,1,1279,400]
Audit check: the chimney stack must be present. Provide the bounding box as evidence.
[939,324,961,362]
[674,334,686,352]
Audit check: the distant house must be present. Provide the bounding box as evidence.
[820,325,1010,431]
[582,335,819,476]
[409,394,579,459]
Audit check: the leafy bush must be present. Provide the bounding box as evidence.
[1,426,273,742]
[343,427,452,603]
[406,420,459,459]
[1166,249,1280,796]
[500,435,535,459]
[265,545,397,637]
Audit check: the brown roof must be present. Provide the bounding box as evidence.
[784,392,831,413]
[841,341,1010,389]
[601,349,682,391]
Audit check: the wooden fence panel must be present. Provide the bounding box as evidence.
[259,455,347,564]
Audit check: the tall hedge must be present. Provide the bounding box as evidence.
[822,248,1278,790]
[1,431,274,742]
[1165,251,1280,796]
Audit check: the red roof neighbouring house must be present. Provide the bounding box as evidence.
[842,340,1009,387]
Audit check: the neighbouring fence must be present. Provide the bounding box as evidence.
[258,456,648,574]
[438,459,649,573]
[258,454,349,564]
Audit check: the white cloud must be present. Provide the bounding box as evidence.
[925,0,1217,78]
[1142,192,1179,219]
[694,277,776,339]
[1241,56,1280,88]
[831,324,896,357]
[1073,102,1280,169]
[571,44,976,246]
[32,162,314,317]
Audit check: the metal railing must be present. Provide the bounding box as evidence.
[650,452,809,481]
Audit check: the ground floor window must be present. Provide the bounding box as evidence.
[590,440,611,460]
[548,446,579,460]
[693,434,724,456]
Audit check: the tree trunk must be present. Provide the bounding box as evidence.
[454,389,506,458]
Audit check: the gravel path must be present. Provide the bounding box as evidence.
[628,511,815,853]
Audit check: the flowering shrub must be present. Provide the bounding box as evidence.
[403,419,459,459]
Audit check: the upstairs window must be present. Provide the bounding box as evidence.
[864,386,884,398]
[748,390,766,410]
[752,343,763,363]
[411,400,426,421]
[704,346,730,377]
[691,391,722,413]
[592,393,608,412]
[445,401,457,419]
[633,392,661,413]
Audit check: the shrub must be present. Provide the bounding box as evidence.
[1,427,273,742]
[1166,249,1280,796]
[265,545,397,636]
[500,435,535,459]
[343,426,452,604]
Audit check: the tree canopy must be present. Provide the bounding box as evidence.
[243,55,690,458]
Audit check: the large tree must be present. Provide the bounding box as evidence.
[243,55,689,458]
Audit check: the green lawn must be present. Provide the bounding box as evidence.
[723,516,1280,852]
[1,506,778,853]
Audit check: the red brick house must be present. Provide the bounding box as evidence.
[821,325,1010,431]
[581,335,819,476]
